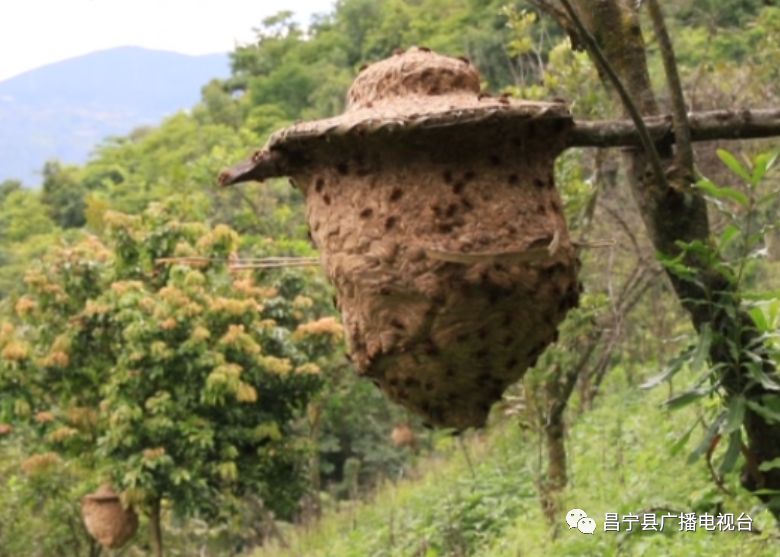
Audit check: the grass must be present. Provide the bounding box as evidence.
[252,367,780,557]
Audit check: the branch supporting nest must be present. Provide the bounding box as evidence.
[218,109,780,187]
[569,108,780,147]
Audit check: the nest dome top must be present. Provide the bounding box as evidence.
[346,47,481,109]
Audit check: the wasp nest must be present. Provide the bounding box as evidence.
[221,47,581,429]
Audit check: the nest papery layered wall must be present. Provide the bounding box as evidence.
[296,121,580,429]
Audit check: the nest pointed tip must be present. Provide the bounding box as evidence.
[218,149,287,187]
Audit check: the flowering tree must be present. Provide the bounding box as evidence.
[0,203,343,555]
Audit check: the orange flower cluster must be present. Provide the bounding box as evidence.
[142,447,167,460]
[210,297,261,316]
[40,350,70,368]
[21,452,61,476]
[14,296,37,317]
[110,280,145,296]
[48,426,79,443]
[66,406,99,429]
[35,411,56,424]
[294,317,345,341]
[2,341,30,362]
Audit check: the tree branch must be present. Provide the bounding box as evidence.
[559,0,671,191]
[646,0,694,175]
[218,109,780,186]
[569,108,780,147]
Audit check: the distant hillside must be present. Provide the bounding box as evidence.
[0,46,230,185]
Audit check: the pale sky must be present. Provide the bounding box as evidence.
[0,0,336,81]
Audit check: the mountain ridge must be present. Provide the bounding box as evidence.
[0,46,230,186]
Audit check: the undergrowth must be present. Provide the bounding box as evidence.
[252,365,780,557]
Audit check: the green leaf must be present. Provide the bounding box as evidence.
[657,250,699,282]
[669,421,697,457]
[717,224,741,252]
[747,398,780,423]
[742,290,780,301]
[746,362,780,391]
[723,396,746,434]
[751,150,779,186]
[717,149,752,183]
[749,307,769,333]
[666,388,708,410]
[758,457,780,472]
[719,430,742,475]
[696,178,749,207]
[688,412,727,464]
[641,345,694,389]
[691,324,713,372]
[750,488,780,496]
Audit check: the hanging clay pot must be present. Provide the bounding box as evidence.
[220,47,581,430]
[81,484,138,549]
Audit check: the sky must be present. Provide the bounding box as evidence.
[0,0,336,82]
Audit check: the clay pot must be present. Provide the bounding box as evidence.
[81,484,138,549]
[221,48,580,429]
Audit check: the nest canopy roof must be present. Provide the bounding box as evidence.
[220,47,572,186]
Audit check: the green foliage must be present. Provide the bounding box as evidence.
[40,160,88,229]
[252,376,780,557]
[647,148,780,496]
[0,188,60,299]
[0,188,57,243]
[0,205,345,551]
[315,363,415,490]
[0,179,22,202]
[672,0,773,29]
[0,433,99,557]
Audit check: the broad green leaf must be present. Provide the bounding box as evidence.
[746,362,780,391]
[769,299,780,329]
[723,396,745,434]
[717,149,752,183]
[669,421,697,457]
[641,345,694,389]
[742,290,780,301]
[749,307,769,333]
[691,324,713,372]
[747,396,780,423]
[758,457,780,472]
[666,387,708,410]
[695,178,749,207]
[657,250,699,282]
[717,224,741,252]
[750,488,780,496]
[751,150,779,186]
[718,430,742,475]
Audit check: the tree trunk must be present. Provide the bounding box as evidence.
[544,366,572,491]
[149,498,164,557]
[570,0,780,516]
